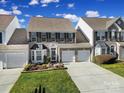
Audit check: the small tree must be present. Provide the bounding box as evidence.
[44,55,51,64]
[44,55,47,64]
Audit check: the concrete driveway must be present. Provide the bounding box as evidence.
[0,68,23,93]
[65,62,124,93]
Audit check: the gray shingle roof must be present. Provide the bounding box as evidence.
[28,17,76,32]
[8,28,28,45]
[0,15,15,31]
[82,17,120,31]
[57,43,91,48]
[95,41,108,47]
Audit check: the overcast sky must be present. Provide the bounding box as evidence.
[0,0,123,28]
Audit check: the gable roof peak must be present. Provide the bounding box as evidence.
[81,17,123,31]
[0,15,15,31]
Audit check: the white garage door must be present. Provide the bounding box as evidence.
[7,53,26,69]
[62,50,75,62]
[0,53,4,70]
[120,48,124,60]
[77,50,90,62]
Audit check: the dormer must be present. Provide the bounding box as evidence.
[107,17,124,31]
[0,15,20,44]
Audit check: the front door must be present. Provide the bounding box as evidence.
[51,48,57,62]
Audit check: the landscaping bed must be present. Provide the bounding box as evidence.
[10,70,80,93]
[23,63,67,72]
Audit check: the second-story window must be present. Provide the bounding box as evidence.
[51,33,56,41]
[101,32,105,40]
[68,33,73,42]
[69,33,73,39]
[96,32,100,40]
[96,32,105,41]
[111,29,116,41]
[37,32,41,42]
[60,33,64,42]
[47,32,51,42]
[56,33,60,42]
[41,33,46,42]
[31,32,36,42]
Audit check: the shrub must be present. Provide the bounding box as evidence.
[44,55,51,64]
[24,64,33,71]
[53,63,64,69]
[92,54,117,64]
[42,64,48,69]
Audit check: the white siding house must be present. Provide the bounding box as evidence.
[0,15,28,69]
[28,17,91,63]
[76,17,124,60]
[5,17,20,44]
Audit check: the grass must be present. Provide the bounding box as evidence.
[10,70,80,93]
[100,62,124,77]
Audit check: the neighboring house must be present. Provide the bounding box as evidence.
[76,17,124,60]
[28,17,91,63]
[0,15,28,69]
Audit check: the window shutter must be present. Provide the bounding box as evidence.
[95,32,97,40]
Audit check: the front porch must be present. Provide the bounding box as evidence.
[95,41,118,57]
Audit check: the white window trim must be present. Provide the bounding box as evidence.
[31,50,43,63]
[101,47,107,54]
[50,47,57,62]
[31,32,37,42]
[97,32,105,40]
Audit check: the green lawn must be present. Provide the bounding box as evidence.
[10,70,80,93]
[100,63,124,77]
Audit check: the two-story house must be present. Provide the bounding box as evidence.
[0,15,28,69]
[28,17,91,63]
[0,15,91,69]
[76,17,124,60]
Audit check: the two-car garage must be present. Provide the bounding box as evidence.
[61,49,91,62]
[6,53,27,68]
[0,45,28,69]
[59,43,91,62]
